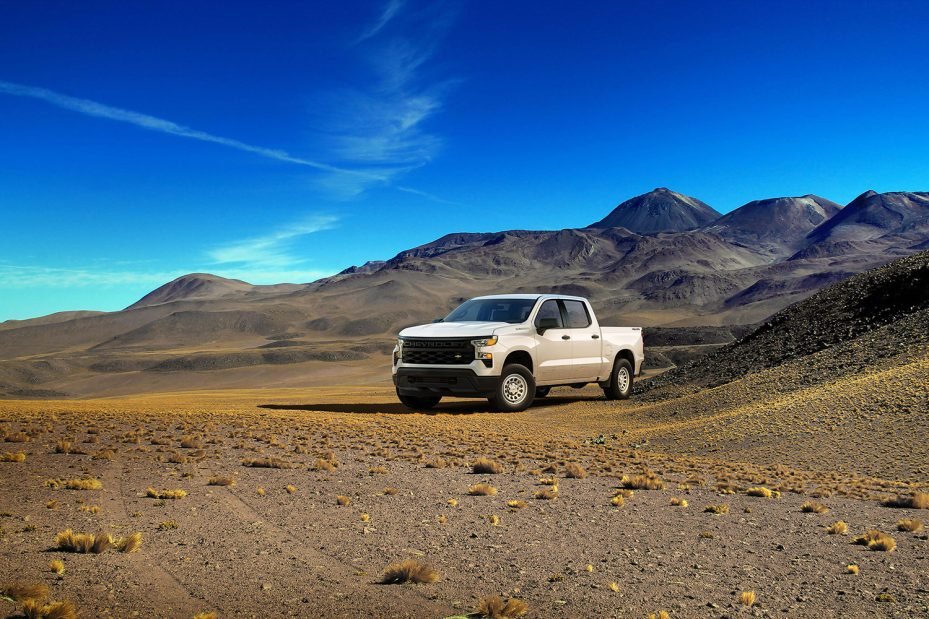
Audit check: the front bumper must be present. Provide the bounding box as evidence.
[393,367,501,398]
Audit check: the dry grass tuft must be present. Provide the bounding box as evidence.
[158,520,178,530]
[896,518,924,532]
[704,504,729,515]
[312,458,336,472]
[256,487,266,496]
[381,559,440,584]
[846,564,859,574]
[746,486,779,499]
[469,483,498,496]
[192,613,218,619]
[115,532,142,553]
[21,599,78,619]
[447,498,458,507]
[1,582,50,601]
[1,451,27,462]
[49,560,65,575]
[207,476,236,487]
[285,484,297,494]
[336,495,352,506]
[739,591,757,607]
[474,595,529,618]
[647,612,670,619]
[610,495,624,507]
[488,514,501,526]
[58,478,102,491]
[884,492,929,509]
[383,487,400,495]
[54,529,111,554]
[670,497,688,507]
[54,440,72,454]
[801,501,829,514]
[853,529,896,551]
[242,457,293,469]
[506,500,527,509]
[146,488,187,500]
[623,471,665,490]
[827,521,849,535]
[535,487,558,500]
[472,458,504,474]
[424,457,447,469]
[564,462,588,479]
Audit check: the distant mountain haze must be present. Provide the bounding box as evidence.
[1,188,927,398]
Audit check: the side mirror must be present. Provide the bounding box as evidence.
[432,318,444,323]
[536,317,559,334]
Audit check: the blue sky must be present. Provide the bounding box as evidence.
[2,1,928,320]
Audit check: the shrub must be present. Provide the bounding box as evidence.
[474,595,529,618]
[115,532,142,553]
[897,518,924,532]
[472,458,504,474]
[746,486,779,498]
[670,497,688,507]
[146,488,187,499]
[0,452,26,462]
[469,484,498,496]
[1,582,50,601]
[853,529,896,551]
[381,559,439,584]
[827,521,849,535]
[21,599,78,619]
[801,501,829,514]
[63,478,102,491]
[535,487,558,500]
[623,471,664,490]
[739,591,757,607]
[336,495,352,506]
[564,462,587,479]
[884,492,929,509]
[54,529,111,554]
[49,560,65,575]
[704,504,729,514]
[207,476,236,487]
[242,457,293,469]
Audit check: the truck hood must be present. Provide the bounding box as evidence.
[399,321,511,338]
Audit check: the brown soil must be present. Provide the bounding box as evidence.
[1,383,927,618]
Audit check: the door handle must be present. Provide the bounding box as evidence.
[561,335,570,340]
[592,334,600,339]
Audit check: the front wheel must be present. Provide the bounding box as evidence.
[396,389,441,410]
[489,364,536,412]
[603,358,633,400]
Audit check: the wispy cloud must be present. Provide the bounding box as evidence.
[207,215,339,267]
[0,79,453,201]
[355,0,406,43]
[313,1,459,201]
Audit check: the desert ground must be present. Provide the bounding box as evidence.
[2,367,927,618]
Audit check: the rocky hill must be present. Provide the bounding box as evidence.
[586,187,720,233]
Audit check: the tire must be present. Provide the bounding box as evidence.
[396,389,441,410]
[535,386,551,398]
[489,364,536,412]
[603,358,633,400]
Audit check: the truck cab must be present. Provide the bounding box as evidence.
[392,294,644,411]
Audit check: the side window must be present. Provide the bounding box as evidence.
[562,300,591,328]
[534,300,563,328]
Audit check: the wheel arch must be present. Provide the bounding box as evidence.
[503,349,533,373]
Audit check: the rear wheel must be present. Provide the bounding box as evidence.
[603,358,633,400]
[396,390,441,410]
[489,364,536,412]
[535,386,551,398]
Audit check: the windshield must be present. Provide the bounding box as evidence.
[444,298,538,324]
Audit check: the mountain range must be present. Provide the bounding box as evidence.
[1,187,927,398]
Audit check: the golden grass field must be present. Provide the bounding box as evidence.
[1,353,928,618]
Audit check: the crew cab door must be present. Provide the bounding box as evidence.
[561,299,604,380]
[532,299,574,382]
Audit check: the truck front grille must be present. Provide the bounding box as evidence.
[402,339,473,365]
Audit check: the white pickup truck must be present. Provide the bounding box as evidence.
[392,294,644,411]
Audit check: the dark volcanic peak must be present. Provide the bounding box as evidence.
[127,273,253,310]
[706,194,842,253]
[587,187,721,234]
[808,190,929,243]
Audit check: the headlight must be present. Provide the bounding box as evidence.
[471,336,498,360]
